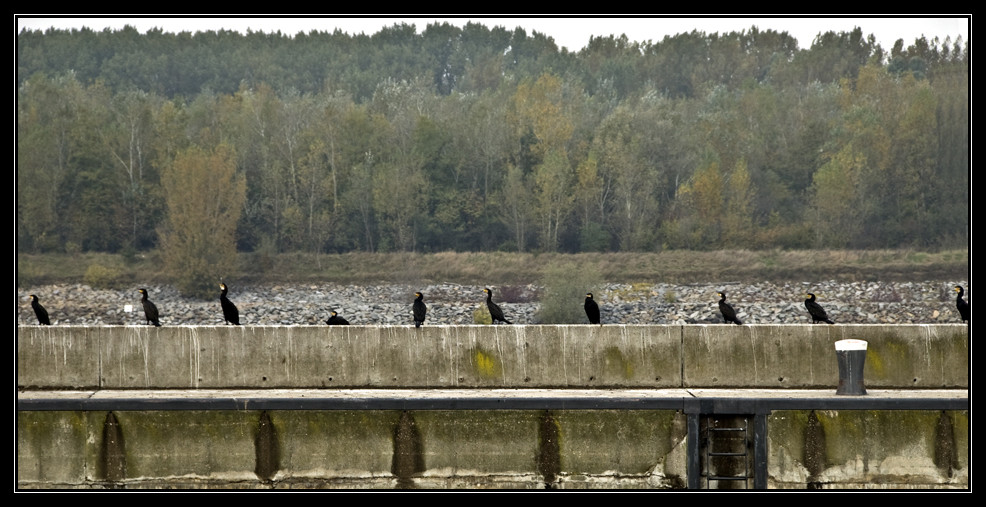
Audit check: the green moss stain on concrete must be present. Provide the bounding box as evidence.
[268,410,401,475]
[554,410,678,475]
[471,347,502,379]
[769,410,969,487]
[604,346,634,380]
[17,411,91,485]
[407,410,543,484]
[864,335,914,379]
[800,410,946,469]
[110,411,260,479]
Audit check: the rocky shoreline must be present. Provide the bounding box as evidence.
[18,280,969,326]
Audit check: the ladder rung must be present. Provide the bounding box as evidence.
[708,476,748,481]
[709,427,746,432]
[709,451,747,456]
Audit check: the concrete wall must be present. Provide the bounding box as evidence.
[17,408,967,489]
[17,324,968,389]
[767,409,969,489]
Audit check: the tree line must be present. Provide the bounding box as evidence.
[18,22,969,264]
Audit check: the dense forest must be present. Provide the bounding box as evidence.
[17,22,969,260]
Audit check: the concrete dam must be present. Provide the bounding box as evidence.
[17,324,969,489]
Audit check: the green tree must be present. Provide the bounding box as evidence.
[17,73,81,251]
[497,163,534,252]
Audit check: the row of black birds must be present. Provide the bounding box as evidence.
[27,285,970,327]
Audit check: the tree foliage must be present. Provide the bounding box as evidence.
[16,23,969,267]
[159,144,246,297]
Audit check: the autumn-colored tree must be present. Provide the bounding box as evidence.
[159,144,246,298]
[676,160,725,248]
[809,143,865,247]
[721,159,756,248]
[510,73,576,251]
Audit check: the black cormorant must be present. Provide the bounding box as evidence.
[955,286,969,322]
[805,293,834,324]
[138,288,161,327]
[30,295,50,325]
[484,288,512,324]
[413,292,427,328]
[584,292,600,325]
[717,291,743,325]
[326,310,350,325]
[219,283,240,325]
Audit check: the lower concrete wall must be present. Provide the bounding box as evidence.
[17,408,967,489]
[767,409,969,489]
[17,324,968,389]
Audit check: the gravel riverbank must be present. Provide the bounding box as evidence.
[18,280,969,326]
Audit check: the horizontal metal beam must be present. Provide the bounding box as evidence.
[17,390,968,412]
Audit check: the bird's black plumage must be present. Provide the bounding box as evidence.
[717,291,743,325]
[805,293,834,324]
[30,295,50,325]
[326,311,350,325]
[138,288,161,327]
[219,283,240,325]
[219,283,240,326]
[413,292,427,327]
[955,286,969,322]
[584,292,600,325]
[484,288,512,324]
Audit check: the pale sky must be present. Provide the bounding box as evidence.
[16,16,970,53]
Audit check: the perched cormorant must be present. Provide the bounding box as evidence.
[484,288,512,324]
[717,291,743,325]
[30,295,50,325]
[413,292,427,328]
[326,310,350,325]
[138,288,161,327]
[584,292,600,325]
[805,293,834,324]
[955,286,969,322]
[219,283,240,325]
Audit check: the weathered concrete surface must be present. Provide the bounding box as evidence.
[767,410,969,489]
[17,406,965,489]
[18,324,966,389]
[15,409,689,489]
[682,324,968,388]
[16,326,101,388]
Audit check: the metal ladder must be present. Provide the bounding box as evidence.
[705,417,750,489]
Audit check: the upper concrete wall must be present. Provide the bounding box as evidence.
[16,324,967,389]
